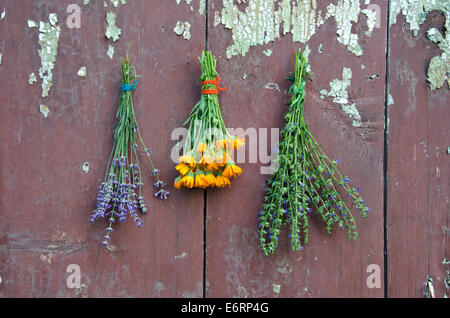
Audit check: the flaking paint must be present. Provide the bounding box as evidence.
[37,13,61,98]
[390,0,450,90]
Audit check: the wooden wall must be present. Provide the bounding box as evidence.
[0,0,447,298]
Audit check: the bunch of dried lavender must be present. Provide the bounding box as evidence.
[258,51,370,256]
[90,55,168,247]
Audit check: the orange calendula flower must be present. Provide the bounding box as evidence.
[199,155,212,166]
[223,164,243,178]
[175,163,191,176]
[174,177,182,189]
[214,151,231,166]
[179,154,195,166]
[234,136,245,150]
[207,162,220,172]
[203,171,216,187]
[173,51,243,191]
[194,172,206,188]
[216,139,233,151]
[215,175,231,188]
[196,143,207,153]
[181,172,195,189]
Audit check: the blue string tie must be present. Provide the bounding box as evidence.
[121,81,139,92]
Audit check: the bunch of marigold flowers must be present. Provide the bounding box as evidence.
[174,51,244,189]
[259,51,370,256]
[91,55,168,248]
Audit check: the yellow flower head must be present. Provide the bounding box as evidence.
[199,155,212,166]
[223,163,243,178]
[234,136,245,150]
[214,151,231,166]
[215,139,227,150]
[216,139,234,152]
[203,171,216,187]
[207,162,220,172]
[196,143,207,154]
[178,154,196,167]
[181,172,195,189]
[175,163,191,176]
[194,171,207,188]
[174,176,182,189]
[215,175,231,188]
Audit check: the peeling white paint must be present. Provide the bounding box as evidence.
[40,104,50,118]
[1,8,5,20]
[263,48,273,56]
[174,252,188,259]
[219,0,324,59]
[107,44,115,59]
[37,13,61,98]
[28,20,37,28]
[210,0,376,59]
[388,94,394,106]
[0,54,2,65]
[105,11,121,42]
[110,0,126,8]
[291,0,324,43]
[28,72,37,85]
[82,162,90,173]
[174,21,191,40]
[390,0,449,90]
[362,7,377,36]
[153,282,165,294]
[326,0,363,56]
[320,67,362,127]
[273,283,281,294]
[77,66,87,77]
[199,0,206,15]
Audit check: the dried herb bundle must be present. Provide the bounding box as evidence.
[174,51,244,189]
[91,55,168,247]
[258,51,370,256]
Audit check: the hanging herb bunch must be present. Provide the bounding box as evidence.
[174,50,244,189]
[90,55,169,248]
[258,51,370,256]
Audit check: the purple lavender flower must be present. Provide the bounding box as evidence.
[153,180,165,189]
[155,189,170,200]
[143,148,152,157]
[150,168,160,176]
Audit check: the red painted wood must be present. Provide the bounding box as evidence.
[0,0,447,299]
[206,0,386,298]
[0,0,204,297]
[387,11,449,298]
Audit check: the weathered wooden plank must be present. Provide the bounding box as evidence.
[0,0,204,297]
[387,11,449,298]
[206,0,386,297]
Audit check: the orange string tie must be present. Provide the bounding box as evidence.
[201,77,227,95]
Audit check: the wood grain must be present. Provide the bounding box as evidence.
[0,0,204,297]
[387,11,449,298]
[205,0,386,298]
